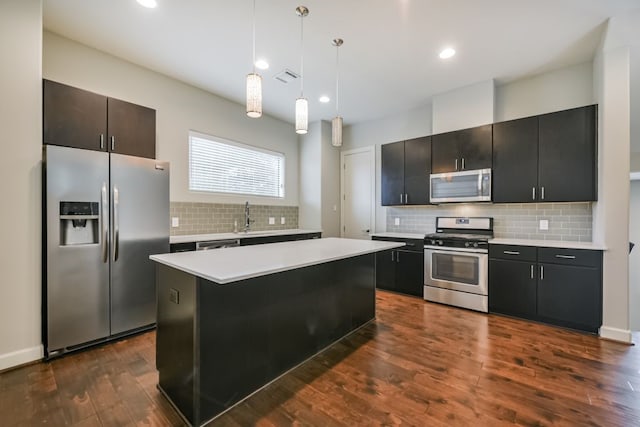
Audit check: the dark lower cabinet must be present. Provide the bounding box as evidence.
[489,244,602,333]
[489,259,536,319]
[372,237,424,297]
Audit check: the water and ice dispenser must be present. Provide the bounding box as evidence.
[59,201,100,246]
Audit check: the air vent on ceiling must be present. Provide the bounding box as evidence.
[274,69,300,84]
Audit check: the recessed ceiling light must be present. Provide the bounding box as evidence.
[255,59,269,70]
[319,95,331,103]
[136,0,158,8]
[439,47,456,59]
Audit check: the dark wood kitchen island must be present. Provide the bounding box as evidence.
[149,237,403,426]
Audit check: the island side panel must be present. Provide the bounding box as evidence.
[196,253,376,424]
[156,264,198,425]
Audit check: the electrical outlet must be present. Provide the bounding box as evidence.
[394,218,400,226]
[171,217,179,228]
[281,217,286,225]
[268,217,275,225]
[539,219,549,231]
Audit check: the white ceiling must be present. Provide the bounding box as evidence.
[43,0,639,126]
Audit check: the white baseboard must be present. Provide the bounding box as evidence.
[0,345,43,371]
[599,326,633,343]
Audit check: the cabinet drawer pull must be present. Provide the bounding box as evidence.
[503,250,520,255]
[555,254,576,259]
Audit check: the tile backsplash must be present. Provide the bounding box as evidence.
[386,202,592,242]
[170,202,299,236]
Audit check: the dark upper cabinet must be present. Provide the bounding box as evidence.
[44,79,107,151]
[492,105,597,203]
[43,79,156,159]
[381,141,405,206]
[538,105,596,202]
[431,125,492,173]
[381,137,431,206]
[492,117,539,203]
[107,98,156,159]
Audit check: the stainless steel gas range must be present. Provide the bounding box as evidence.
[423,217,493,312]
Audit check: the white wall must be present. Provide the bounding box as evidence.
[43,31,299,207]
[629,180,640,330]
[0,0,43,370]
[495,62,594,122]
[632,153,640,172]
[298,121,341,236]
[432,80,495,133]
[342,104,433,232]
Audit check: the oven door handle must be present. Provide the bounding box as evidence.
[424,245,488,254]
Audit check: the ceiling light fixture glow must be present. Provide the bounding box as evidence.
[255,59,269,70]
[319,95,330,103]
[136,0,158,9]
[439,47,456,59]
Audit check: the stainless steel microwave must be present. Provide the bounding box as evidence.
[430,168,491,203]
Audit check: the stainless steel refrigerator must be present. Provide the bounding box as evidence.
[43,145,169,358]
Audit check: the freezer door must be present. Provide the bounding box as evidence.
[44,145,110,352]
[110,153,169,334]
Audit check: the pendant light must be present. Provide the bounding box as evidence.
[295,6,309,134]
[246,0,262,118]
[331,38,344,147]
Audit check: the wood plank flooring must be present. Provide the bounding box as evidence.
[2,290,640,426]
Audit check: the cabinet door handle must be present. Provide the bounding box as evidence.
[530,264,534,279]
[455,158,458,171]
[462,158,465,170]
[540,265,544,280]
[100,134,105,150]
[532,187,536,200]
[400,194,403,204]
[404,193,408,204]
[391,251,394,262]
[503,250,520,255]
[555,254,576,259]
[396,251,400,263]
[541,186,545,200]
[110,136,115,151]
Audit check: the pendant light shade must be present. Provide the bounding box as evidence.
[332,116,343,146]
[246,0,262,118]
[295,6,309,134]
[295,98,308,134]
[246,73,262,118]
[332,38,344,147]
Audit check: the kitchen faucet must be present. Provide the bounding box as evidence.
[244,201,255,232]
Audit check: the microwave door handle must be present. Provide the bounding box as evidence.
[478,173,482,194]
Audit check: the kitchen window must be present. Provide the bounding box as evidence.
[189,131,285,198]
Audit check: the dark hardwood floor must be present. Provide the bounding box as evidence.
[2,290,640,426]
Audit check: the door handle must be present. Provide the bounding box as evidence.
[455,158,458,171]
[400,193,403,204]
[541,186,545,200]
[101,183,108,263]
[361,229,370,233]
[110,136,115,151]
[540,265,544,280]
[391,251,394,262]
[396,251,400,263]
[532,187,536,200]
[112,186,119,262]
[404,193,408,204]
[100,134,105,150]
[462,158,466,170]
[530,264,534,279]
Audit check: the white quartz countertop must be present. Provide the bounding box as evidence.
[151,237,404,284]
[170,228,322,244]
[370,232,426,240]
[489,238,606,250]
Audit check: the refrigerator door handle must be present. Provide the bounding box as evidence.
[101,183,109,263]
[113,186,120,262]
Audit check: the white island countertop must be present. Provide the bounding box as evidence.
[170,228,322,244]
[151,237,404,284]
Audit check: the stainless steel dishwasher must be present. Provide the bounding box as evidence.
[196,239,241,250]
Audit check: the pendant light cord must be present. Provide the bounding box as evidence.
[300,14,304,97]
[252,0,256,74]
[335,45,340,115]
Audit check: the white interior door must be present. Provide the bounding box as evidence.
[341,147,375,239]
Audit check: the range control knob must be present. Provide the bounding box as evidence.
[473,242,479,248]
[430,239,436,245]
[437,240,443,246]
[464,242,470,247]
